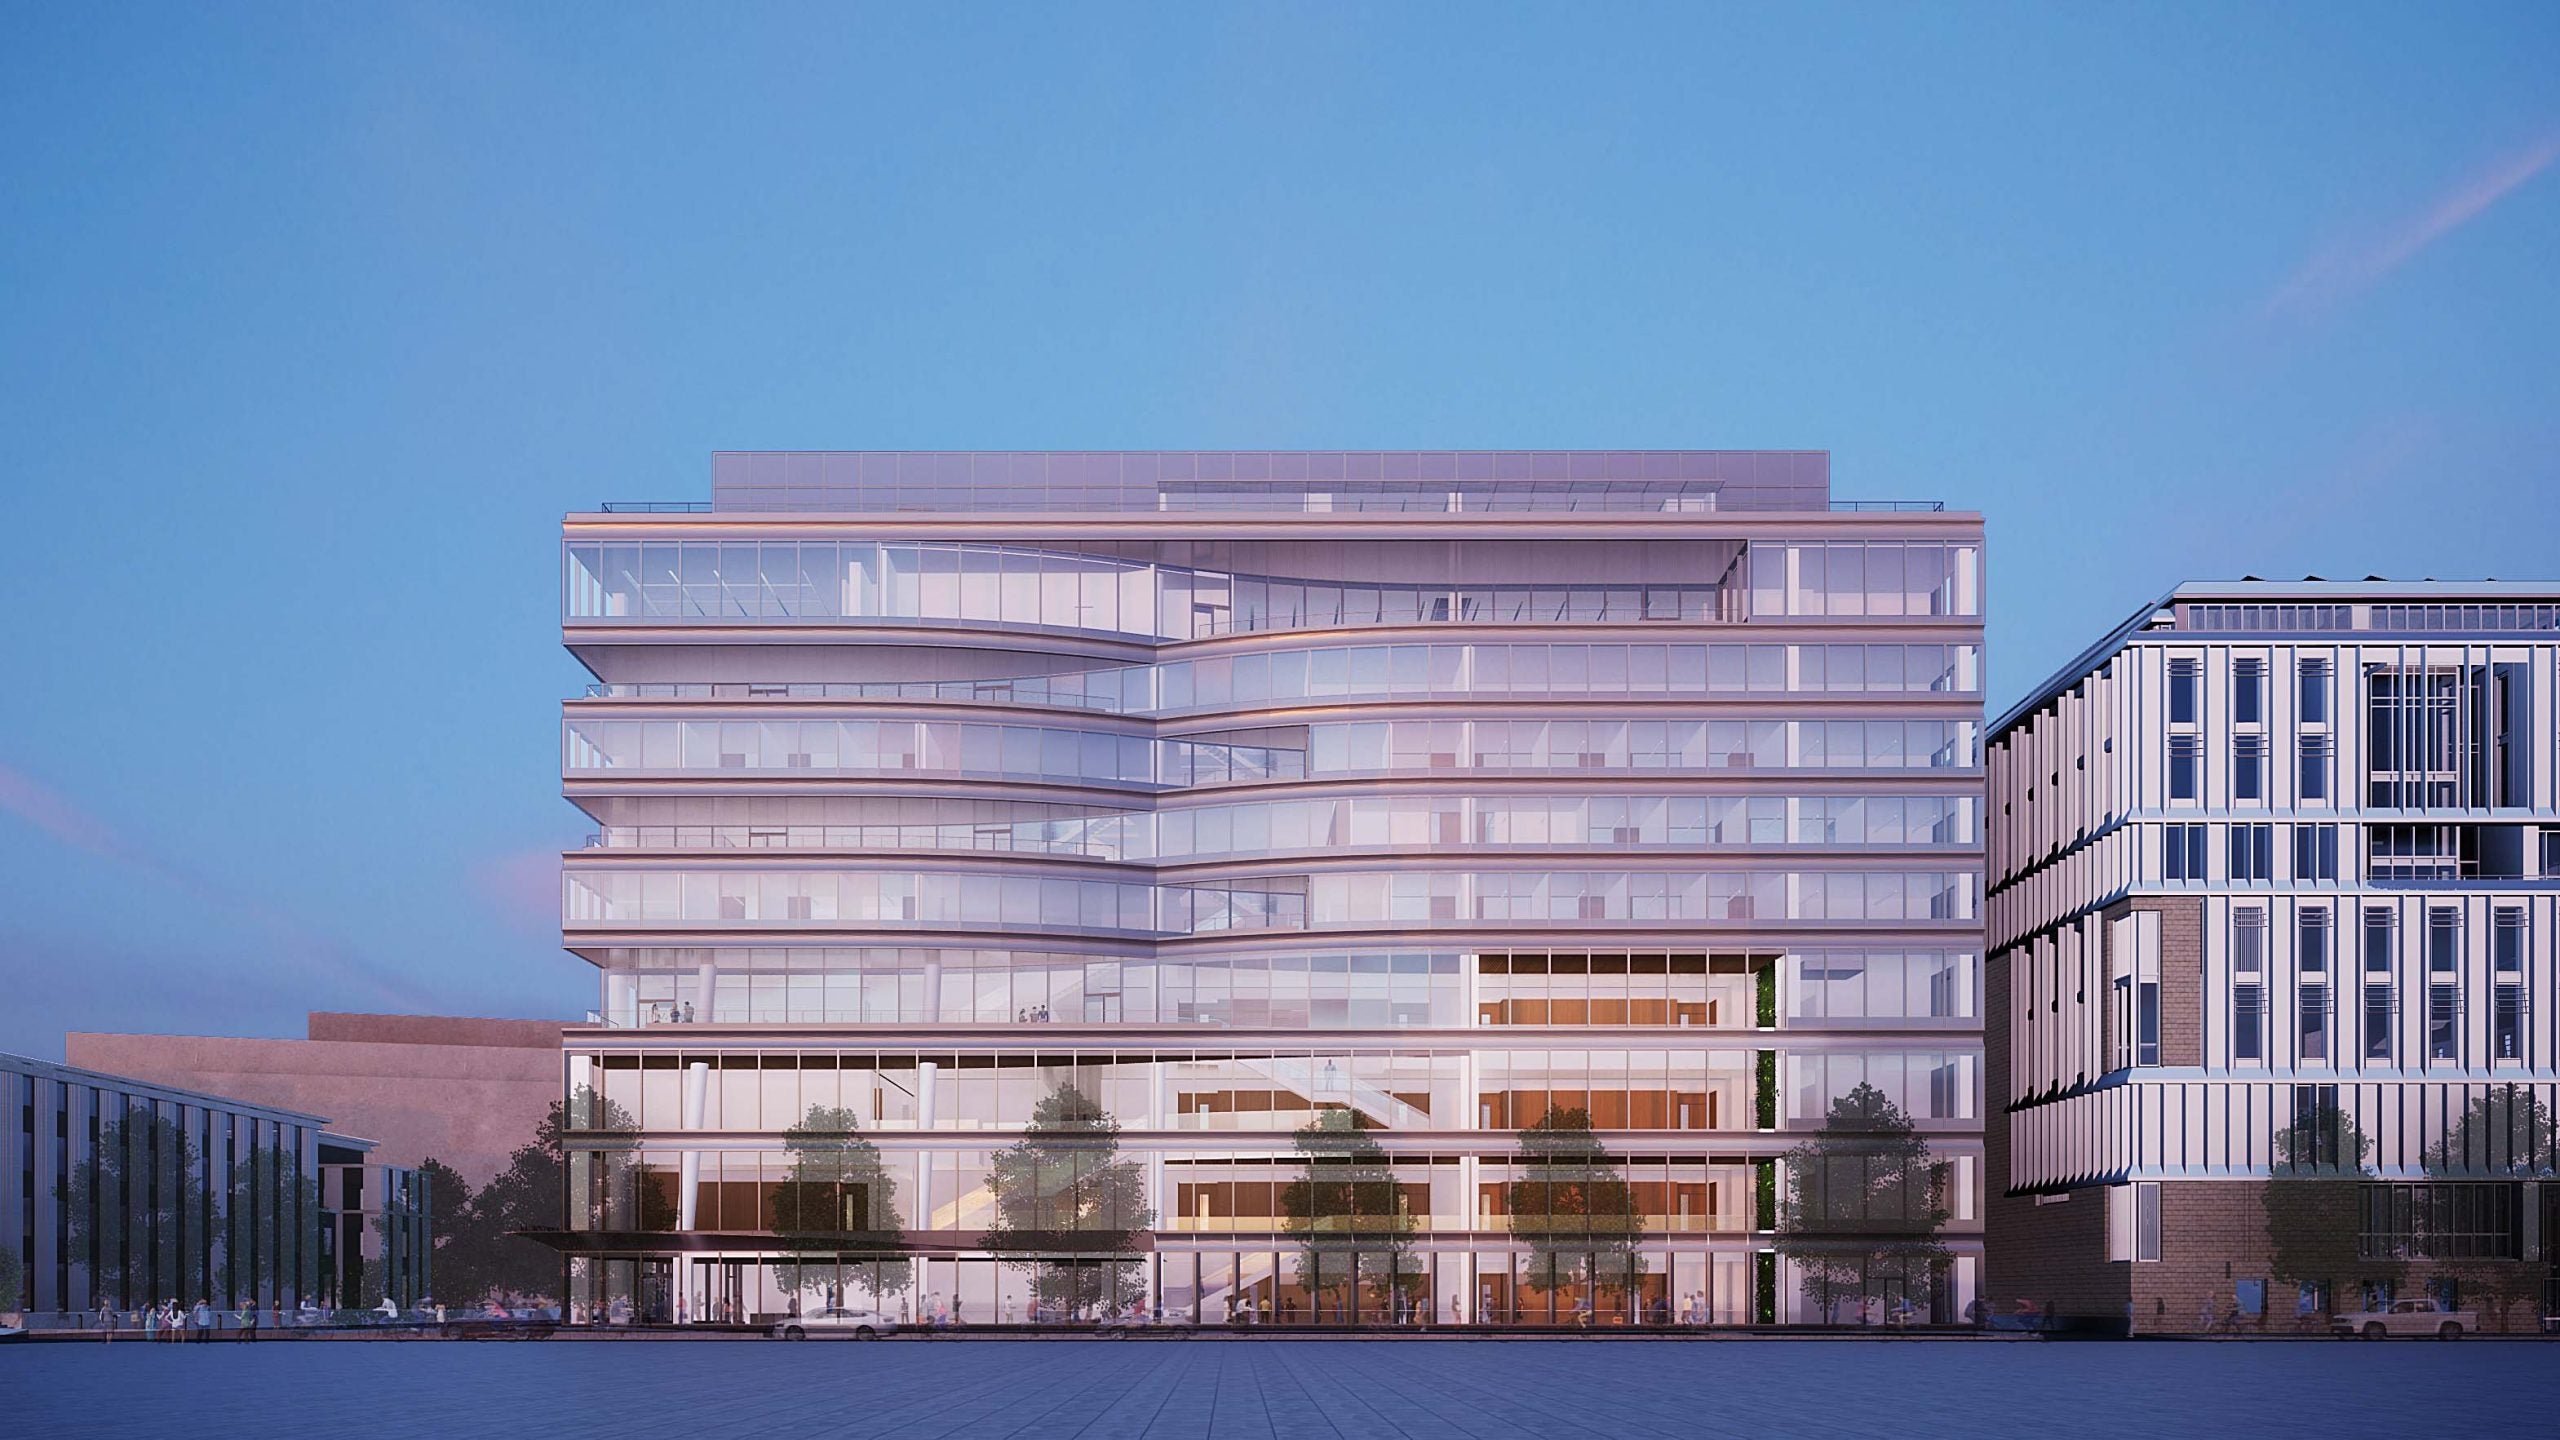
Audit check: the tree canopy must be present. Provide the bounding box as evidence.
[2418,1087,2557,1330]
[1775,1082,1948,1320]
[768,1104,909,1300]
[983,1084,1151,1318]
[1280,1109,1417,1320]
[60,1106,205,1305]
[2263,1107,2395,1317]
[1505,1107,1644,1309]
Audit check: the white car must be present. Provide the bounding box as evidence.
[774,1306,898,1340]
[2331,1298,2477,1339]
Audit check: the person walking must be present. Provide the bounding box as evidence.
[191,1298,213,1343]
[96,1299,115,1344]
[237,1302,258,1342]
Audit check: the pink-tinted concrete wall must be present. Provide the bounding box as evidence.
[67,1013,565,1187]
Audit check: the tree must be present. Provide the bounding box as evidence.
[1505,1108,1644,1322]
[463,1087,644,1304]
[60,1105,205,1307]
[413,1158,485,1306]
[224,1142,322,1301]
[0,1243,21,1318]
[1776,1082,1948,1323]
[983,1085,1151,1320]
[1280,1110,1417,1323]
[2420,1087,2558,1332]
[2263,1108,2396,1326]
[767,1105,910,1307]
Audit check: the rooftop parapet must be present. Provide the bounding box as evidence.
[700,449,1840,515]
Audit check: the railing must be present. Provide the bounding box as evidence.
[585,825,1122,857]
[1163,1213,1750,1234]
[597,493,1951,516]
[579,679,1131,712]
[1193,588,1746,635]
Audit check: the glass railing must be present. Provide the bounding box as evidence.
[586,825,1124,857]
[574,641,1982,715]
[600,494,1945,515]
[581,678,1132,712]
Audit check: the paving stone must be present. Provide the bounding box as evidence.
[2,1338,2554,1439]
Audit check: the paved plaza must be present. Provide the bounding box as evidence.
[3,1337,2553,1438]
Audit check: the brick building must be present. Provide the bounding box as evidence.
[1988,582,2560,1334]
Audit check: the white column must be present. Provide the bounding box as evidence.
[605,972,638,1028]
[694,960,719,1022]
[678,1062,709,1232]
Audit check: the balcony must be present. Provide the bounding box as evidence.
[585,825,1123,859]
[579,679,1132,713]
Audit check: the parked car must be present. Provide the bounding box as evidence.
[774,1307,898,1340]
[2331,1298,2477,1339]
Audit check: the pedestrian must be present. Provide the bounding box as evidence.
[238,1302,258,1342]
[97,1299,115,1343]
[191,1298,213,1342]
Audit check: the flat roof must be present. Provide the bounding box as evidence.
[0,1049,338,1129]
[698,449,1842,515]
[1992,578,2560,739]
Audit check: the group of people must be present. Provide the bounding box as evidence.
[97,1298,262,1342]
[1013,1006,1055,1023]
[92,1293,429,1340]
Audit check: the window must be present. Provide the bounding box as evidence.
[2298,909,2332,1063]
[2168,659,2199,725]
[2298,658,2331,725]
[2168,736,2201,802]
[2113,911,2162,1069]
[2289,1084,2345,1167]
[2362,907,2395,1061]
[2164,823,2206,881]
[2228,824,2274,881]
[2298,734,2331,802]
[2233,735,2267,802]
[2426,907,2460,1062]
[2493,908,2524,1063]
[2233,658,2266,725]
[2234,907,2267,1063]
[2361,1182,2522,1261]
[2293,824,2338,882]
[2110,1181,2163,1262]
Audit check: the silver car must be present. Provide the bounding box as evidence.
[773,1306,899,1340]
[2331,1298,2476,1339]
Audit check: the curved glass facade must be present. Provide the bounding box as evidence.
[558,453,1985,1327]
[566,536,1979,636]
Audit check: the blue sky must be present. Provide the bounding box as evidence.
[2,2,2555,1058]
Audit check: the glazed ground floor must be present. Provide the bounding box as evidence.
[561,1243,1982,1329]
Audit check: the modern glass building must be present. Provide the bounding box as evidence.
[0,1051,427,1325]
[555,451,1985,1326]
[1987,582,2560,1333]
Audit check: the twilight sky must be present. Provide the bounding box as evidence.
[2,3,2556,1059]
